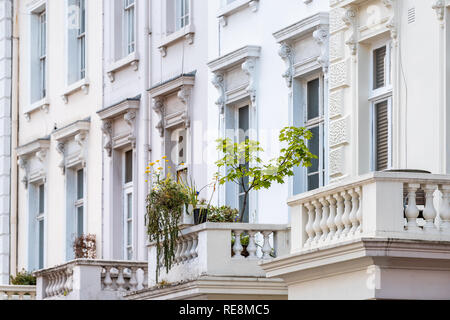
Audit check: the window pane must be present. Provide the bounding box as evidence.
[373,46,386,90]
[125,150,133,183]
[308,174,320,191]
[127,193,132,220]
[307,79,320,120]
[308,126,320,174]
[39,220,44,269]
[39,184,45,214]
[77,169,84,200]
[77,206,84,237]
[127,221,132,247]
[375,100,389,171]
[239,106,249,142]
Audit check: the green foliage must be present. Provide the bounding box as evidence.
[145,178,189,283]
[216,126,316,221]
[207,205,240,223]
[10,269,36,286]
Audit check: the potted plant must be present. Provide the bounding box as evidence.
[181,176,218,225]
[73,234,97,259]
[145,161,188,282]
[215,126,316,223]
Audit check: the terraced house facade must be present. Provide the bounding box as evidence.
[0,0,450,300]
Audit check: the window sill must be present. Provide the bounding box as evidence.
[106,52,140,82]
[24,97,50,121]
[158,24,195,57]
[217,0,259,27]
[62,78,90,104]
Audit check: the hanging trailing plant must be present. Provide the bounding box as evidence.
[145,161,188,283]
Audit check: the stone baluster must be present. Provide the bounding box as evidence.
[185,236,193,261]
[348,189,360,236]
[355,187,363,234]
[174,240,182,264]
[103,266,113,290]
[190,234,198,259]
[334,193,345,239]
[312,200,323,245]
[46,274,54,297]
[65,267,73,293]
[143,269,149,289]
[405,184,421,232]
[116,267,126,292]
[246,231,258,259]
[262,231,273,260]
[326,195,337,243]
[304,202,315,247]
[129,267,138,292]
[55,271,63,296]
[341,191,352,238]
[319,198,330,243]
[439,185,450,232]
[180,238,188,262]
[422,184,438,233]
[232,230,244,259]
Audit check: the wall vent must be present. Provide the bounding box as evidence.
[408,7,416,24]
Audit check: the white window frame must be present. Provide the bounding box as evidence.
[234,101,251,222]
[38,11,47,101]
[77,0,86,80]
[302,73,325,191]
[122,149,134,260]
[75,168,85,238]
[37,183,45,270]
[175,0,190,31]
[123,0,135,56]
[369,40,393,171]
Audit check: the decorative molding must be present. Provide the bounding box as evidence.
[313,26,330,74]
[342,5,358,56]
[158,25,195,57]
[329,59,350,89]
[56,142,66,174]
[24,97,50,121]
[208,45,261,73]
[149,74,195,134]
[16,138,50,188]
[278,43,295,88]
[273,12,329,44]
[101,121,113,157]
[61,78,90,104]
[211,72,226,114]
[124,110,137,148]
[329,116,350,147]
[153,97,165,138]
[217,0,259,27]
[242,58,257,108]
[52,120,90,170]
[106,52,140,83]
[432,0,446,27]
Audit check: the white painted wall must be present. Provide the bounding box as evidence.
[0,0,12,284]
[16,0,103,271]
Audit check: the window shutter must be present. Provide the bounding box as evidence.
[375,100,389,171]
[373,46,386,90]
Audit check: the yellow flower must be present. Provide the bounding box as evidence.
[162,156,167,159]
[180,163,185,166]
[157,167,163,171]
[149,163,155,166]
[165,160,169,162]
[168,166,172,169]
[156,160,160,163]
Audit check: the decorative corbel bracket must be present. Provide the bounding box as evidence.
[432,0,446,28]
[278,42,295,88]
[75,131,88,168]
[153,97,165,138]
[159,46,167,57]
[101,120,113,157]
[342,5,358,57]
[313,27,330,75]
[178,86,192,128]
[211,72,226,115]
[18,157,28,189]
[56,142,66,174]
[242,57,258,109]
[124,110,138,148]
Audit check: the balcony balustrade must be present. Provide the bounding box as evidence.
[147,223,290,287]
[0,285,36,300]
[288,171,450,253]
[33,259,148,300]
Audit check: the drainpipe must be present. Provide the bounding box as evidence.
[10,0,19,278]
[140,0,151,260]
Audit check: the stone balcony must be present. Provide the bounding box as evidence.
[33,259,148,300]
[0,285,36,300]
[262,172,450,300]
[127,223,290,300]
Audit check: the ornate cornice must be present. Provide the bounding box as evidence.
[313,26,330,74]
[342,5,358,56]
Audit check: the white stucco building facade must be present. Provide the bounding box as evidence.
[2,0,450,301]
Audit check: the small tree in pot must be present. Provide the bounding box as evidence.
[216,126,316,223]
